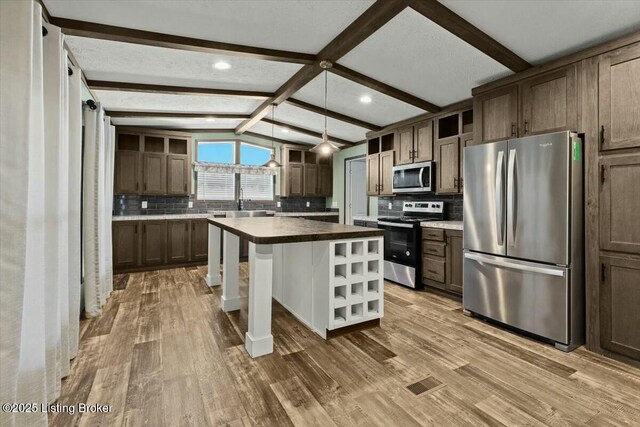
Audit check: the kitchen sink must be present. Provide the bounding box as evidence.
[225,210,268,218]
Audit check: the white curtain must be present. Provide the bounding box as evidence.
[83,106,115,316]
[1,2,83,426]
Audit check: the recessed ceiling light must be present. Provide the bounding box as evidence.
[213,61,231,70]
[360,95,372,104]
[281,128,289,133]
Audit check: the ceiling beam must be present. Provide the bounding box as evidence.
[244,131,310,148]
[330,63,441,112]
[106,111,250,120]
[87,80,271,98]
[409,0,531,73]
[286,98,382,131]
[49,17,316,65]
[261,118,354,146]
[235,0,412,135]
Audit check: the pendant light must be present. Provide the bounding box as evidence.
[261,104,282,168]
[311,61,340,155]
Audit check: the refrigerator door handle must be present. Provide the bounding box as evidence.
[464,252,566,277]
[507,148,517,247]
[495,150,505,246]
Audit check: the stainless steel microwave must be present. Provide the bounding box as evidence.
[392,161,434,193]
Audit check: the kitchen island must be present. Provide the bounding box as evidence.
[207,217,384,358]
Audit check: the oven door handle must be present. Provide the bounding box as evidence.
[378,221,414,228]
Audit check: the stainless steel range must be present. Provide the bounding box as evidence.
[378,201,445,288]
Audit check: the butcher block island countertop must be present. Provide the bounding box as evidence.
[207,216,385,358]
[208,216,383,244]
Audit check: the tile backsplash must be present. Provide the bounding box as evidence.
[378,194,463,220]
[113,195,329,216]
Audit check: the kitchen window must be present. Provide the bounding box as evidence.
[196,140,274,201]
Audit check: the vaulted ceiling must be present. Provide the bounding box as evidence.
[44,0,640,146]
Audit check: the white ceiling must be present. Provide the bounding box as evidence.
[440,0,640,64]
[295,72,426,127]
[250,121,321,145]
[275,103,369,142]
[45,0,375,54]
[94,91,264,114]
[109,117,244,129]
[66,37,303,92]
[339,8,512,107]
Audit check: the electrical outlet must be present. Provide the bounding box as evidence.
[188,201,193,208]
[276,201,281,208]
[388,202,392,210]
[142,201,148,209]
[306,201,310,207]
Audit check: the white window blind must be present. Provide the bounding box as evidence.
[240,174,274,201]
[197,170,235,200]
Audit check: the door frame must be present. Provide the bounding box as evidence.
[344,154,368,225]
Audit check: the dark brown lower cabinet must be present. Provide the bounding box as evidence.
[141,221,167,266]
[446,230,463,294]
[113,219,209,273]
[599,256,640,360]
[113,221,140,270]
[167,220,190,263]
[191,219,209,261]
[422,227,463,296]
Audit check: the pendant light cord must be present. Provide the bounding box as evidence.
[324,70,328,135]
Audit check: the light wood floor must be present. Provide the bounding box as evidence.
[51,265,640,426]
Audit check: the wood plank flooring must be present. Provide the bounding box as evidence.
[50,265,640,426]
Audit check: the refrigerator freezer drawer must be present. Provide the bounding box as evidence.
[463,251,569,344]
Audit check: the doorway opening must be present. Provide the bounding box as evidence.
[345,156,367,225]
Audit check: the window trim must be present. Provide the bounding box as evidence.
[195,139,275,202]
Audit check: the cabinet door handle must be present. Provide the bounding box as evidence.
[460,177,464,189]
[192,222,195,231]
[524,120,529,135]
[134,224,138,234]
[143,224,146,233]
[184,183,187,192]
[454,177,458,188]
[600,125,605,148]
[136,182,139,191]
[511,123,516,137]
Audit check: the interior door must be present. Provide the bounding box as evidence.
[463,140,507,256]
[506,132,570,265]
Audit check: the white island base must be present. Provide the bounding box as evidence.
[207,224,384,358]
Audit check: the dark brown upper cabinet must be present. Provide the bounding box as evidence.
[112,221,140,270]
[114,151,140,194]
[142,153,167,195]
[599,255,640,360]
[167,220,190,263]
[141,220,167,266]
[414,120,434,162]
[396,121,433,165]
[396,126,414,165]
[520,64,578,136]
[435,136,460,194]
[366,131,395,196]
[599,154,640,255]
[114,128,192,196]
[474,85,519,144]
[366,153,380,196]
[459,132,474,191]
[279,145,332,198]
[598,44,640,151]
[167,154,189,195]
[303,163,318,196]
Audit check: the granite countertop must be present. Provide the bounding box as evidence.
[112,211,338,221]
[420,220,463,231]
[353,215,378,222]
[208,217,383,244]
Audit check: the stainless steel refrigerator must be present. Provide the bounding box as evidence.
[463,131,584,351]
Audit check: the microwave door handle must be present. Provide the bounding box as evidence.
[495,151,505,246]
[419,167,425,188]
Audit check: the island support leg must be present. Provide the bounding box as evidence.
[221,231,241,312]
[206,224,221,287]
[245,243,274,357]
